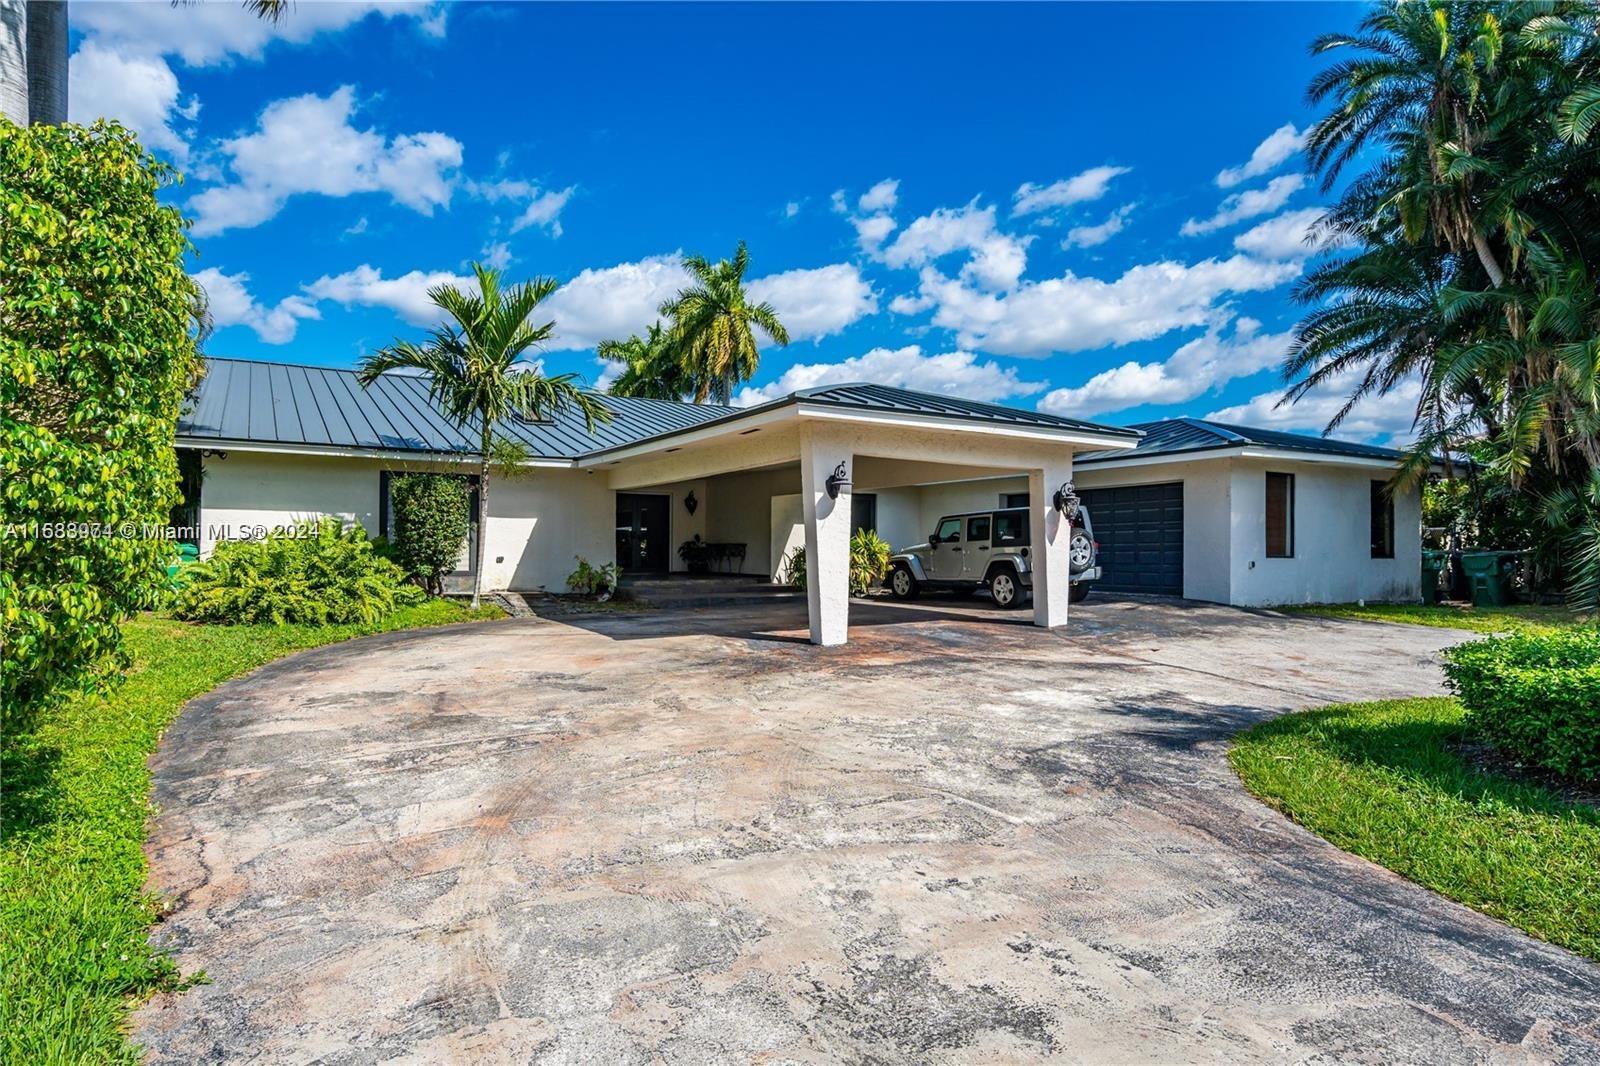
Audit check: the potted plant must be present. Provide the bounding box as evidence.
[678,534,712,574]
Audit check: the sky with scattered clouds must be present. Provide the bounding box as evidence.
[69,1,1414,442]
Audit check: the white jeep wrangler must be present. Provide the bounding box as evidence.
[884,504,1100,608]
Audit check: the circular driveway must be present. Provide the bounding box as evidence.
[135,599,1600,1062]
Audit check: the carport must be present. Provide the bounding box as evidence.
[579,384,1138,645]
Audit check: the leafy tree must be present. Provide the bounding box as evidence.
[659,241,790,404]
[599,321,691,400]
[390,473,471,595]
[0,120,203,730]
[358,264,611,610]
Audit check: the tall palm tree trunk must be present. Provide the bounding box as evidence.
[0,0,67,126]
[474,420,490,611]
[1472,231,1506,289]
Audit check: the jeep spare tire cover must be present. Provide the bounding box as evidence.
[1068,529,1093,574]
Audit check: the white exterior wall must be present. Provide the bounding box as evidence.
[706,467,799,576]
[1227,459,1421,606]
[198,451,618,593]
[1072,459,1233,604]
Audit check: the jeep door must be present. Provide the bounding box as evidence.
[928,516,965,580]
[963,514,994,580]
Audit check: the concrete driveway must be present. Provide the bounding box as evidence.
[135,598,1600,1063]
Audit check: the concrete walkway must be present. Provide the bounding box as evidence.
[135,599,1600,1063]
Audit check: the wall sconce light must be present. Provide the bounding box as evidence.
[825,462,852,500]
[1052,481,1080,519]
[684,490,698,516]
[201,449,228,460]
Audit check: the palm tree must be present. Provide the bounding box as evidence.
[358,263,610,609]
[659,241,789,404]
[598,321,691,400]
[1304,0,1527,289]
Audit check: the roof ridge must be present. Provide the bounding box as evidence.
[1176,416,1251,444]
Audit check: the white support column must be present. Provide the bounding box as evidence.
[800,425,853,646]
[1029,454,1075,629]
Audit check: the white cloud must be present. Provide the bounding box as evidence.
[72,1,437,67]
[1205,371,1423,443]
[1181,174,1307,236]
[907,254,1302,357]
[68,40,195,160]
[1232,206,1349,260]
[1216,123,1306,188]
[1063,203,1135,250]
[1012,166,1130,216]
[784,201,801,219]
[193,267,320,344]
[190,86,463,235]
[67,2,440,163]
[882,201,1031,291]
[732,345,1044,407]
[857,178,900,214]
[480,241,512,270]
[303,264,472,326]
[541,254,690,350]
[469,178,574,236]
[746,264,877,341]
[1036,318,1293,418]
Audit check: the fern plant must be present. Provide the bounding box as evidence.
[174,519,426,625]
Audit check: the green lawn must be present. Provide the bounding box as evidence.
[0,600,503,1064]
[1230,697,1600,962]
[1280,601,1585,634]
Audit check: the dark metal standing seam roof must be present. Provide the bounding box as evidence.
[178,361,1142,459]
[1074,416,1406,465]
[178,358,735,459]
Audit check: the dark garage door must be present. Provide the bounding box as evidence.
[1079,482,1183,596]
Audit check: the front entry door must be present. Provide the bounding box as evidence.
[616,493,670,573]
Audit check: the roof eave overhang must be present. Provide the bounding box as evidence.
[175,436,576,468]
[576,401,1139,468]
[1076,444,1405,473]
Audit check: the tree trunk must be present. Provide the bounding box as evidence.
[1472,230,1506,289]
[472,429,490,611]
[24,0,65,125]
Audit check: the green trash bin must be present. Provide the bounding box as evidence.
[166,541,200,582]
[1459,551,1518,607]
[1420,550,1446,604]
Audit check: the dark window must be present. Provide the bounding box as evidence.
[967,515,991,542]
[993,511,1030,545]
[935,517,962,542]
[380,471,478,574]
[851,493,878,536]
[1370,480,1395,558]
[1266,472,1294,558]
[1000,492,1029,509]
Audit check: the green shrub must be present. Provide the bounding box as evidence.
[566,556,619,599]
[390,473,470,594]
[174,519,425,625]
[1443,627,1600,782]
[780,530,891,595]
[849,529,891,595]
[0,120,203,731]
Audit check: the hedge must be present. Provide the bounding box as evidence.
[0,120,202,731]
[390,473,470,594]
[1443,627,1600,783]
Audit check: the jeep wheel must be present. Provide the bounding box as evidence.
[1068,582,1090,604]
[888,564,919,600]
[1069,529,1093,574]
[989,567,1024,609]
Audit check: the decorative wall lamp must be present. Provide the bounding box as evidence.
[1052,481,1080,519]
[825,462,852,500]
[684,490,698,516]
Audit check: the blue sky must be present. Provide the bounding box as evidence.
[69,1,1414,441]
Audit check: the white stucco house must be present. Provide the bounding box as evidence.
[176,357,1423,644]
